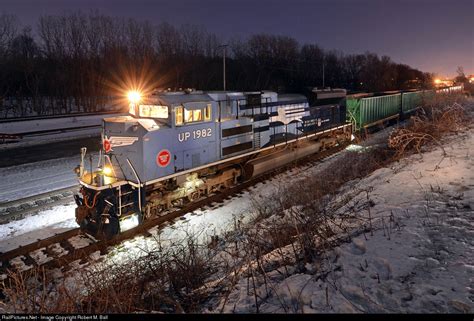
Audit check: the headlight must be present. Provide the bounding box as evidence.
[119,213,140,232]
[127,90,141,104]
[102,165,113,176]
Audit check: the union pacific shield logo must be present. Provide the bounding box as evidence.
[157,149,171,167]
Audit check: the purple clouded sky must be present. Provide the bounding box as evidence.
[2,0,473,77]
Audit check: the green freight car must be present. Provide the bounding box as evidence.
[346,93,401,130]
[402,90,436,113]
[346,89,439,131]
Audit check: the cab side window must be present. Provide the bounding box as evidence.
[204,104,212,121]
[175,106,184,125]
[185,108,193,122]
[176,104,212,125]
[193,109,203,122]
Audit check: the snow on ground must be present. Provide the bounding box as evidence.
[0,142,344,257]
[216,126,473,313]
[0,202,77,253]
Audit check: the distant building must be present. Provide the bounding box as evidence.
[434,78,454,88]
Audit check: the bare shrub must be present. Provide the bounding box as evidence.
[1,230,221,314]
[1,267,51,313]
[389,94,471,158]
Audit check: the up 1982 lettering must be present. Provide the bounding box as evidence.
[178,128,212,142]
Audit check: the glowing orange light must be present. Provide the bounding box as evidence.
[127,91,142,104]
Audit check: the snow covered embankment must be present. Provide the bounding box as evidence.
[217,126,473,313]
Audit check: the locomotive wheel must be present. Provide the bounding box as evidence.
[188,191,200,202]
[79,218,99,236]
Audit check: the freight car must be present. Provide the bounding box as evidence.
[74,88,352,238]
[346,85,463,131]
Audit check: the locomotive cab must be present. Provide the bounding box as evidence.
[74,90,222,239]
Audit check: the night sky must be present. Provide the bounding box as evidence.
[2,0,473,77]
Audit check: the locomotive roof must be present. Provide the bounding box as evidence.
[150,91,307,105]
[278,94,308,102]
[153,93,214,105]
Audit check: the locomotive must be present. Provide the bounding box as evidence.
[74,88,352,238]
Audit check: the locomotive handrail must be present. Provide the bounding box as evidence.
[126,158,142,211]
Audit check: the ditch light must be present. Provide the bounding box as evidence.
[119,213,140,232]
[102,165,113,176]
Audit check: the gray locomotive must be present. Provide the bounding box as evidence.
[74,88,352,238]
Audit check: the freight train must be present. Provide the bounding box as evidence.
[74,84,463,238]
[74,88,352,238]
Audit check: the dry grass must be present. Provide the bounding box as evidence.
[213,146,396,313]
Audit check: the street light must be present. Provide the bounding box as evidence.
[218,44,229,91]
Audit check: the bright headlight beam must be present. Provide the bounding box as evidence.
[102,165,112,176]
[119,214,140,232]
[127,91,142,104]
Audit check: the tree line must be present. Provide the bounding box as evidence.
[0,12,434,116]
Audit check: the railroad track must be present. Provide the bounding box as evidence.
[0,186,78,224]
[0,144,347,280]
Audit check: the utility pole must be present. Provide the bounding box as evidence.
[322,54,325,88]
[218,44,229,91]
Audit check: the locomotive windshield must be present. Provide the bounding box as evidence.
[138,104,168,118]
[129,103,169,119]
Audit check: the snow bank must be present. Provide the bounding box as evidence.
[0,203,77,253]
